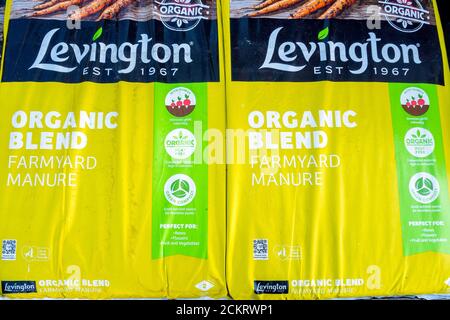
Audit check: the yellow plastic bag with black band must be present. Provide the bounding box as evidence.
[224,0,450,299]
[0,0,226,298]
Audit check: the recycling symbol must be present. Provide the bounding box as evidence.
[409,172,440,204]
[164,174,196,206]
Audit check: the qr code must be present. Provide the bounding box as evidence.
[253,239,268,260]
[2,239,17,261]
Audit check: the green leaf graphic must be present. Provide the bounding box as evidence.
[170,179,190,198]
[180,180,190,192]
[415,177,424,190]
[318,27,329,41]
[170,180,180,193]
[424,178,433,190]
[172,189,187,198]
[418,188,431,196]
[92,27,103,42]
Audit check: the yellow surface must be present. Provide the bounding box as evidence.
[223,0,450,299]
[0,1,226,299]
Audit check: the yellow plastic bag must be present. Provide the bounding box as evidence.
[0,0,226,298]
[224,0,450,299]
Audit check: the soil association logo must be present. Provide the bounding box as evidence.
[164,128,196,160]
[404,127,434,158]
[379,0,431,33]
[155,0,210,32]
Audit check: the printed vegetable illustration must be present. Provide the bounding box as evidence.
[165,89,196,117]
[32,0,84,17]
[183,95,191,106]
[69,0,116,20]
[254,0,282,10]
[318,0,357,19]
[30,0,137,20]
[33,0,62,10]
[418,94,425,106]
[290,0,334,19]
[248,0,357,19]
[401,89,430,117]
[97,0,136,21]
[248,0,304,17]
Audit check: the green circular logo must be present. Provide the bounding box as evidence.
[164,174,196,206]
[404,127,434,158]
[409,172,440,204]
[164,129,196,160]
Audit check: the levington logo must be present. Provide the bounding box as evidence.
[1,281,37,294]
[260,27,422,74]
[29,28,193,74]
[254,281,289,294]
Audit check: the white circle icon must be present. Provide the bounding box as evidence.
[157,0,207,32]
[400,87,430,117]
[404,128,435,158]
[409,172,440,204]
[380,0,429,33]
[164,174,196,207]
[165,87,196,117]
[164,129,196,160]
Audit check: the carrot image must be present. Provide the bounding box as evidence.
[248,0,305,17]
[33,0,63,10]
[97,0,135,20]
[290,0,335,19]
[319,0,357,19]
[69,0,117,20]
[254,0,282,10]
[32,0,84,16]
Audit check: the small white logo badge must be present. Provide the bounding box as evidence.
[156,0,210,32]
[379,0,430,33]
[164,128,196,160]
[409,172,440,204]
[404,127,435,158]
[164,174,196,206]
[195,280,215,291]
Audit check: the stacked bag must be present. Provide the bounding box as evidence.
[0,0,449,299]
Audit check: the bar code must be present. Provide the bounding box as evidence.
[253,239,268,260]
[2,239,17,261]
